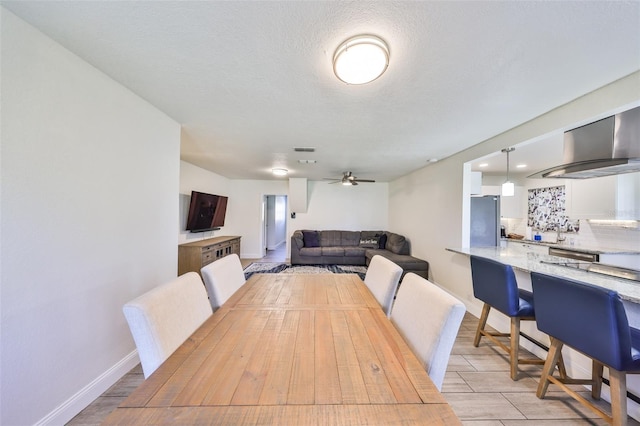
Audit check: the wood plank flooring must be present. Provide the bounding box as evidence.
[68,310,639,425]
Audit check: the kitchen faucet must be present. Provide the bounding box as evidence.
[556,225,566,244]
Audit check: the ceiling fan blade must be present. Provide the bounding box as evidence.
[355,179,375,183]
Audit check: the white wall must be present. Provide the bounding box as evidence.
[179,163,291,258]
[290,180,389,231]
[178,160,231,244]
[179,165,390,259]
[1,9,181,425]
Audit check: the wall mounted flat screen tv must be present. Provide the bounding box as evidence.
[185,191,228,232]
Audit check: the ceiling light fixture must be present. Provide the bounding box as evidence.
[272,168,288,176]
[501,147,515,197]
[333,35,389,85]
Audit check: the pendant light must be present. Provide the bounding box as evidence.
[501,147,515,197]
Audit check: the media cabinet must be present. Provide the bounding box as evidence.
[178,236,241,277]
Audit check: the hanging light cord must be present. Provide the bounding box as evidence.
[502,147,515,182]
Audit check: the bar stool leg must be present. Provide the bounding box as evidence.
[609,368,628,426]
[591,360,604,400]
[537,338,563,399]
[474,303,490,347]
[510,317,520,380]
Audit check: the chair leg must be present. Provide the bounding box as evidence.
[474,303,490,347]
[510,316,520,380]
[557,352,568,380]
[609,369,628,426]
[591,360,604,400]
[537,337,563,399]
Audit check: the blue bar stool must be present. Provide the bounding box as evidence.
[531,272,640,426]
[470,255,547,380]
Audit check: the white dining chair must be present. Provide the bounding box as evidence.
[122,272,213,378]
[364,255,403,316]
[390,272,466,391]
[201,253,246,311]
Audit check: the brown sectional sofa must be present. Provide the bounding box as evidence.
[290,230,429,278]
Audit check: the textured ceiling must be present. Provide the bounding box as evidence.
[3,1,639,182]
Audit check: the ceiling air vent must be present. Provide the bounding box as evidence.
[294,147,315,152]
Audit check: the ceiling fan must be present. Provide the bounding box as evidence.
[323,171,376,186]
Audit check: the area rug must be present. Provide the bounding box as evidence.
[243,262,367,280]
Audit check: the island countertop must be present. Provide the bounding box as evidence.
[504,239,640,255]
[447,246,640,304]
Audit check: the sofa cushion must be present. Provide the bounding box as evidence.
[377,233,388,249]
[359,237,379,248]
[344,246,366,257]
[292,231,304,249]
[365,249,428,271]
[322,247,344,256]
[341,231,361,246]
[300,247,322,256]
[302,230,320,247]
[320,230,342,247]
[360,230,384,240]
[386,232,408,254]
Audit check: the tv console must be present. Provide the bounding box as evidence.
[178,236,241,277]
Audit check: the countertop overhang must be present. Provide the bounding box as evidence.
[503,238,640,255]
[448,245,640,304]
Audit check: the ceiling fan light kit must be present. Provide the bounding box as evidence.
[333,35,389,85]
[324,171,375,186]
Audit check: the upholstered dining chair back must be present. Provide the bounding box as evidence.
[123,272,213,378]
[470,255,520,316]
[531,272,640,425]
[364,255,403,316]
[391,273,466,390]
[531,272,635,372]
[201,253,246,311]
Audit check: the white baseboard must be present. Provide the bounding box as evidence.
[267,240,286,250]
[35,350,140,426]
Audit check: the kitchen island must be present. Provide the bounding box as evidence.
[447,245,640,303]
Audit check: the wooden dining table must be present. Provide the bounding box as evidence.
[103,273,461,425]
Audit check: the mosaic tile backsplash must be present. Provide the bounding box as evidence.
[527,185,579,232]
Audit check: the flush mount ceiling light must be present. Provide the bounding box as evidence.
[333,35,389,85]
[272,168,288,176]
[501,147,515,197]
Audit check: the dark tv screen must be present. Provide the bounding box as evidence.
[185,191,228,232]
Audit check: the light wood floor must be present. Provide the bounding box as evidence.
[67,248,640,424]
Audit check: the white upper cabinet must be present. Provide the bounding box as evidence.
[567,172,640,219]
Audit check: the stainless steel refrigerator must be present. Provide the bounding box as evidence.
[470,195,500,247]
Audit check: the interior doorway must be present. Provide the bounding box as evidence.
[262,195,288,262]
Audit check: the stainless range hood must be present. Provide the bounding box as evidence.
[529,106,640,179]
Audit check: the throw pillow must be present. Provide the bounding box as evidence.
[377,233,388,250]
[302,230,320,247]
[359,237,379,249]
